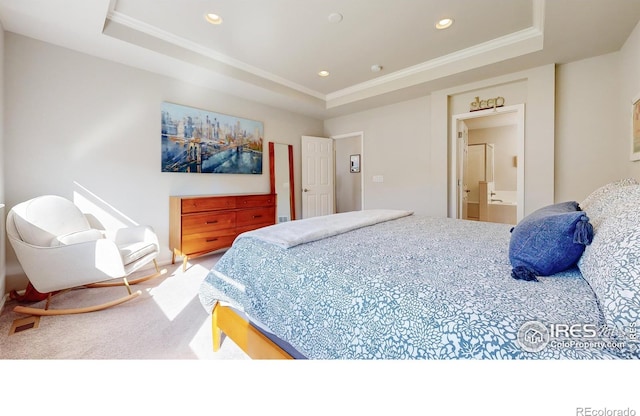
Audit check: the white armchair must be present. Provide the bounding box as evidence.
[6,195,164,315]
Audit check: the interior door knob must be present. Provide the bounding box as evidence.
[303,188,309,192]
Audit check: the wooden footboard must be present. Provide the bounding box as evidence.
[211,302,293,359]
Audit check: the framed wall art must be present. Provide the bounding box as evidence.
[632,93,640,161]
[161,101,264,173]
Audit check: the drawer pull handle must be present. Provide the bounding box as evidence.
[253,215,263,219]
[206,238,219,242]
[206,220,218,224]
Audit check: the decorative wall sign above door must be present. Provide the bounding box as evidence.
[470,96,505,112]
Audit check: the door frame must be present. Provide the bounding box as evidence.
[459,121,469,220]
[451,104,525,222]
[331,131,365,211]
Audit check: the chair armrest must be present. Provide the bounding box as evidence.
[106,225,159,248]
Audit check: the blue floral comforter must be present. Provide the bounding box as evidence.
[199,213,629,359]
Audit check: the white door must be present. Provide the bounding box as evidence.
[301,135,335,218]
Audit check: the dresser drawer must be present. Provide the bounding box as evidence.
[181,196,236,214]
[236,194,275,209]
[182,212,236,235]
[181,230,238,255]
[237,207,275,229]
[170,193,277,270]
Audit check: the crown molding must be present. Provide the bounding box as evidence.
[326,0,545,106]
[106,0,546,111]
[106,10,326,101]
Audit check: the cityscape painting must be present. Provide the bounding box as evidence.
[161,102,264,174]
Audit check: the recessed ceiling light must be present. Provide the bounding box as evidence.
[318,70,330,77]
[205,13,223,25]
[328,12,343,23]
[435,18,453,29]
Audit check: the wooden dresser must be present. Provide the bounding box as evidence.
[170,193,276,270]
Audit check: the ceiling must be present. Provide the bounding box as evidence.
[1,0,640,119]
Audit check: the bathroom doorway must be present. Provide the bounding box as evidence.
[452,104,524,224]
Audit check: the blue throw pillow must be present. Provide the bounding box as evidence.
[509,201,593,282]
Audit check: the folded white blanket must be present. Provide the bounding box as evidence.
[237,209,413,248]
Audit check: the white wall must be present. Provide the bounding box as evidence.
[324,97,433,215]
[3,33,323,292]
[555,52,628,202]
[556,19,640,201]
[554,20,640,202]
[326,65,556,218]
[622,20,640,180]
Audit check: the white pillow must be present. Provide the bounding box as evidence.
[580,178,638,214]
[578,185,640,358]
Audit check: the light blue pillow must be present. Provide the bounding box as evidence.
[509,201,593,282]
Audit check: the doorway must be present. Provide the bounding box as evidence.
[332,132,364,213]
[300,133,364,219]
[451,104,525,224]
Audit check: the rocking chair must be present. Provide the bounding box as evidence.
[6,195,164,316]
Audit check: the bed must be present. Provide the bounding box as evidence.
[198,179,640,359]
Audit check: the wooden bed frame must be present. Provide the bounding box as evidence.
[210,142,297,360]
[211,302,293,359]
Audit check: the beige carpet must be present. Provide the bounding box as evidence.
[0,253,248,360]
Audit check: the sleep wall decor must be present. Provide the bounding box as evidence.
[161,101,264,174]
